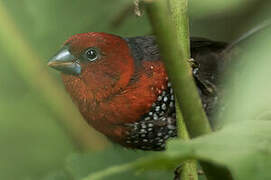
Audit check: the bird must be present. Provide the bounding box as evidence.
[48,32,228,151]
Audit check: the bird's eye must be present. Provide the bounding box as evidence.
[85,48,98,61]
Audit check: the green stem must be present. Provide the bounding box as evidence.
[169,0,198,179]
[0,1,107,151]
[145,0,212,138]
[176,101,198,180]
[169,0,190,57]
[145,0,213,179]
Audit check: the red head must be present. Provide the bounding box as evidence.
[49,32,135,102]
[48,32,167,145]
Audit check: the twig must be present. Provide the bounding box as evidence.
[134,0,143,17]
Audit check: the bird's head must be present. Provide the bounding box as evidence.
[48,32,135,101]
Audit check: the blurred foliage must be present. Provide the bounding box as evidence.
[80,120,271,180]
[1,0,271,180]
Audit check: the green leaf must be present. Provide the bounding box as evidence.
[166,120,271,179]
[65,149,173,180]
[79,120,271,180]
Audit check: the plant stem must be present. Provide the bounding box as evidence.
[176,102,198,180]
[169,0,198,179]
[145,0,211,143]
[0,1,107,151]
[169,0,190,57]
[145,0,213,179]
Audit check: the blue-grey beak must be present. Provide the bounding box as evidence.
[48,46,81,75]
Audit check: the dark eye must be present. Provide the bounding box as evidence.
[85,48,98,61]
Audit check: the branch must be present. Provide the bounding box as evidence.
[145,0,214,179]
[0,1,107,151]
[145,0,211,143]
[169,0,198,179]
